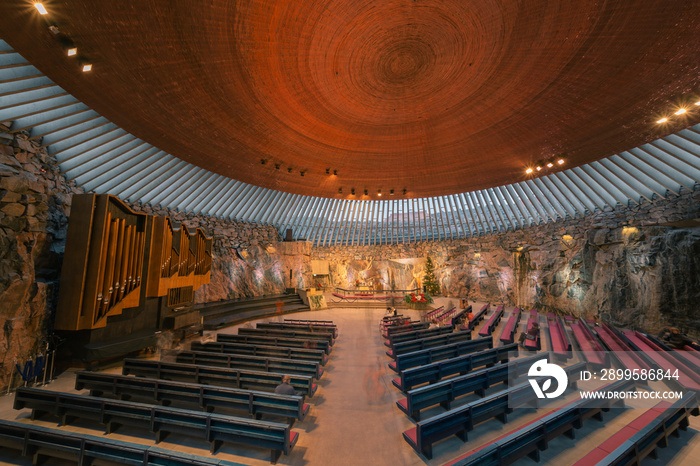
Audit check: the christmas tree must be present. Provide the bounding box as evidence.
[423,256,440,295]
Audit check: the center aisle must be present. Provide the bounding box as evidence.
[213,306,424,466]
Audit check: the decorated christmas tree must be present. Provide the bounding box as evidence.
[423,256,440,295]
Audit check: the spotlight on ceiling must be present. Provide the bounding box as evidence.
[546,162,554,168]
[557,159,565,165]
[48,25,60,34]
[656,117,668,124]
[536,166,542,171]
[674,108,687,115]
[34,3,48,15]
[81,62,92,72]
[377,189,382,197]
[525,168,533,174]
[695,101,700,106]
[66,47,77,57]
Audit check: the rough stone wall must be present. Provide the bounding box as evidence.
[0,123,81,390]
[313,187,700,337]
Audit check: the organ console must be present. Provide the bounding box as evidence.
[55,194,212,332]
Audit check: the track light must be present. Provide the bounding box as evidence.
[333,170,337,176]
[390,189,394,195]
[34,3,48,15]
[260,159,266,165]
[326,168,330,174]
[338,187,342,193]
[287,167,293,173]
[274,163,280,170]
[402,189,407,195]
[351,188,355,195]
[300,170,305,176]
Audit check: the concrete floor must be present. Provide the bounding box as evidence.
[0,303,699,465]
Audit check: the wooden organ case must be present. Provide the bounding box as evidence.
[55,194,212,362]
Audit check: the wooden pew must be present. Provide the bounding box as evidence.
[238,327,335,347]
[397,353,545,420]
[284,318,334,324]
[546,312,572,360]
[402,362,585,459]
[447,305,472,326]
[392,343,518,392]
[387,330,472,359]
[622,330,700,393]
[446,378,635,465]
[523,311,541,351]
[13,387,299,463]
[581,394,699,466]
[0,420,247,466]
[594,323,650,371]
[170,349,323,379]
[433,307,457,325]
[464,303,490,331]
[189,340,328,366]
[122,359,318,397]
[216,333,331,355]
[75,371,310,423]
[259,321,338,338]
[389,337,493,373]
[383,322,430,338]
[425,306,445,320]
[569,319,608,367]
[385,326,454,348]
[478,305,505,337]
[499,308,522,344]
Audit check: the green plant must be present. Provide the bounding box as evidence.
[423,256,440,295]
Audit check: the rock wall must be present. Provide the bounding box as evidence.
[0,124,80,390]
[313,187,700,337]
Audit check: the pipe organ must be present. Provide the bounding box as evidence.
[55,194,212,332]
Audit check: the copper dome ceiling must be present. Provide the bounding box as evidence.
[1,0,699,199]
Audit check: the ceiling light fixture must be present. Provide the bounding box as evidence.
[557,159,565,165]
[325,168,330,174]
[338,187,342,193]
[656,117,668,124]
[390,189,394,195]
[351,188,355,195]
[546,162,554,168]
[536,166,542,171]
[34,3,48,15]
[333,170,337,176]
[674,108,687,115]
[66,47,77,57]
[526,168,533,174]
[363,189,368,195]
[402,189,407,195]
[695,101,700,106]
[81,63,92,72]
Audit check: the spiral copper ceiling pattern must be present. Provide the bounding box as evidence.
[1,0,699,198]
